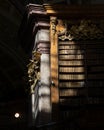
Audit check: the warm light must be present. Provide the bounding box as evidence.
[14,113,20,118]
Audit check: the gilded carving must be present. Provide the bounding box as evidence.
[27,51,41,93]
[50,17,57,34]
[56,20,67,35]
[58,20,104,40]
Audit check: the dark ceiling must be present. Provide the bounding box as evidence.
[0,0,29,128]
[0,0,28,102]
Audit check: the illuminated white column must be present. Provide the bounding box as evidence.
[36,29,51,125]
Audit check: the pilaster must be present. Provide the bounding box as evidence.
[27,4,51,126]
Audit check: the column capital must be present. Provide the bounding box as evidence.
[26,4,47,18]
[26,4,50,29]
[19,4,50,54]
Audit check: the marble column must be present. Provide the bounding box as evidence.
[21,4,52,126]
[35,29,51,125]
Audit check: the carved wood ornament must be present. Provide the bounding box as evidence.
[51,19,104,41]
[58,20,104,40]
[50,16,59,104]
[27,51,41,94]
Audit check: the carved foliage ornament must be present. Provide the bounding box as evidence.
[57,20,104,40]
[50,17,57,35]
[27,51,41,94]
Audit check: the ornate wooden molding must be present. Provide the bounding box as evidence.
[27,51,41,94]
[50,16,57,35]
[44,4,104,19]
[27,4,47,18]
[50,16,59,121]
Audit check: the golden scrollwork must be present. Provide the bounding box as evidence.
[50,16,57,34]
[56,19,67,35]
[27,51,41,94]
[58,20,104,40]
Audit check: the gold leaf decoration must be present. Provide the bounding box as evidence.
[27,51,41,93]
[58,20,104,40]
